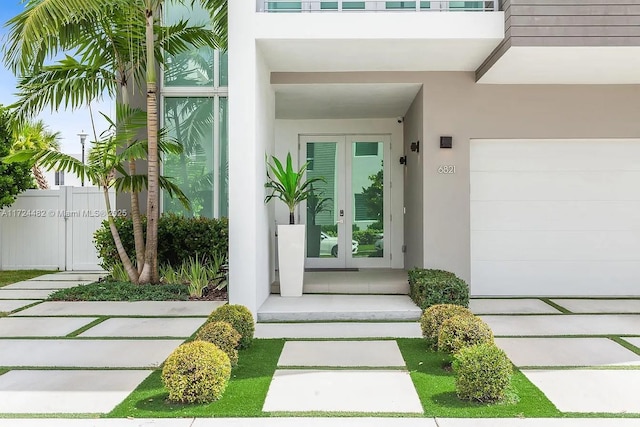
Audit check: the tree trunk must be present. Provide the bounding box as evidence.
[129,160,145,273]
[103,185,139,284]
[139,3,159,284]
[121,79,146,274]
[33,165,49,189]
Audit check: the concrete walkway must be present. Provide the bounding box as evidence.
[1,275,640,420]
[0,418,639,427]
[0,272,223,414]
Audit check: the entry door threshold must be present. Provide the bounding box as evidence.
[305,268,359,272]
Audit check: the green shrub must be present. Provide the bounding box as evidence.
[196,321,241,366]
[208,304,255,349]
[109,262,130,282]
[438,315,494,354]
[161,341,231,404]
[420,304,473,349]
[94,214,228,271]
[453,343,512,403]
[352,229,382,245]
[408,268,469,310]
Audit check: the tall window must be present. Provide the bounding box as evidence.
[162,1,229,218]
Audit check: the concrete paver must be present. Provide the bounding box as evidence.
[522,369,640,413]
[470,298,560,314]
[16,301,223,317]
[3,280,91,290]
[263,369,423,413]
[550,299,640,314]
[0,289,53,300]
[0,370,152,414]
[194,420,436,427]
[0,317,96,337]
[30,273,104,282]
[0,421,192,427]
[0,339,183,368]
[278,340,405,367]
[495,337,640,367]
[0,300,37,313]
[79,317,206,338]
[437,420,640,427]
[256,322,421,339]
[481,314,640,336]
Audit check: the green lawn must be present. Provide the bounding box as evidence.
[397,338,561,418]
[107,339,285,418]
[0,270,51,288]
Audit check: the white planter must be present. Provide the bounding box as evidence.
[277,224,306,297]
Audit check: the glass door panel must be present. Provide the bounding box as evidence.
[351,141,384,259]
[267,1,302,12]
[302,137,345,268]
[386,1,416,9]
[449,1,483,10]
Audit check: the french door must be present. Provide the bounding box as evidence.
[300,135,391,269]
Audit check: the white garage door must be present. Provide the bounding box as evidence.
[470,139,640,296]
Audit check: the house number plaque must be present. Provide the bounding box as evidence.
[438,165,456,174]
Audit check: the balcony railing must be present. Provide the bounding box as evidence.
[260,0,500,12]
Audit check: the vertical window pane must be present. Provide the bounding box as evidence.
[164,0,214,87]
[163,97,214,217]
[219,98,229,218]
[219,51,228,87]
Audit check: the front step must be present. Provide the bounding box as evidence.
[255,322,422,339]
[257,294,422,322]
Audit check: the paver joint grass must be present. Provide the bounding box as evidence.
[0,270,52,288]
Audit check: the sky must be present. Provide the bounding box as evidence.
[0,1,113,154]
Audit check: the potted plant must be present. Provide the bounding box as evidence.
[265,152,324,297]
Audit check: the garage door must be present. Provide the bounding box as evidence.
[470,139,640,296]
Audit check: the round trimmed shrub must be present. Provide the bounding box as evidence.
[196,321,241,366]
[161,341,231,404]
[438,315,494,354]
[453,343,512,403]
[208,304,255,349]
[420,304,473,349]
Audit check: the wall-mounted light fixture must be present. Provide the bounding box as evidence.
[399,155,407,166]
[410,140,420,153]
[440,136,453,149]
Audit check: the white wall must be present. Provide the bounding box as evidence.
[228,0,275,315]
[275,118,405,269]
[0,187,114,270]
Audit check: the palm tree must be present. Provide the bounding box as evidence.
[4,104,189,282]
[12,120,61,189]
[2,0,226,283]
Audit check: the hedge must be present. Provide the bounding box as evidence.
[408,268,469,310]
[94,214,228,270]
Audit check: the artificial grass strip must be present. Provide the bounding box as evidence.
[0,270,52,288]
[396,338,562,418]
[49,281,191,302]
[106,339,284,418]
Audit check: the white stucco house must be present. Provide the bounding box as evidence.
[157,0,640,314]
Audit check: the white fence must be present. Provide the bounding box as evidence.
[0,187,116,271]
